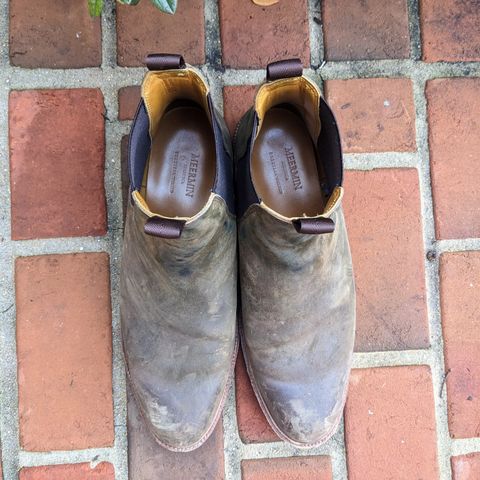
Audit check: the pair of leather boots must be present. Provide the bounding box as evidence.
[121,53,355,452]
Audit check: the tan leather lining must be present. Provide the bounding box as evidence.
[255,76,321,140]
[259,186,343,223]
[132,190,218,224]
[142,68,210,136]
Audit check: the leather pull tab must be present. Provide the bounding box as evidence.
[144,217,185,238]
[144,53,186,71]
[292,217,335,235]
[266,58,303,81]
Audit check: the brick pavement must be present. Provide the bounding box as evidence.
[1,0,480,478]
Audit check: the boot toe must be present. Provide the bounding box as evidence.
[129,372,227,451]
[253,373,348,447]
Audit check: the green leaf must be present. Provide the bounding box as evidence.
[150,0,177,14]
[117,0,142,5]
[88,0,103,16]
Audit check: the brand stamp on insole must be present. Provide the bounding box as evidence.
[168,151,200,198]
[268,151,284,195]
[168,151,179,194]
[268,144,303,196]
[284,145,303,191]
[185,153,200,198]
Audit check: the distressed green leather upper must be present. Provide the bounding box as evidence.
[238,202,355,446]
[121,195,237,451]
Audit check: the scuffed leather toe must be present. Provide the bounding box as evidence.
[127,343,236,451]
[121,196,237,452]
[239,207,355,448]
[245,353,349,446]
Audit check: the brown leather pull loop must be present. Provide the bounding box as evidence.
[144,53,186,71]
[292,217,335,234]
[266,58,303,81]
[144,217,186,238]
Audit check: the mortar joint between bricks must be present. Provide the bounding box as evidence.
[411,72,453,479]
[2,3,480,477]
[407,0,422,61]
[204,0,223,70]
[0,0,9,66]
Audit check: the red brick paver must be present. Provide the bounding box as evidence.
[9,0,101,68]
[9,89,107,240]
[345,366,438,479]
[118,86,141,121]
[222,86,257,136]
[322,0,410,60]
[4,0,480,475]
[451,453,480,480]
[241,456,332,480]
[440,252,480,439]
[116,0,205,67]
[235,354,277,444]
[19,463,114,480]
[426,78,480,240]
[325,78,416,153]
[127,384,225,479]
[218,0,309,69]
[420,0,480,62]
[16,253,114,451]
[343,169,429,352]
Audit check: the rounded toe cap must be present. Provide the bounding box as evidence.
[252,373,348,447]
[146,406,212,451]
[268,398,344,446]
[129,375,227,451]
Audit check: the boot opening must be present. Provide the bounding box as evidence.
[252,77,329,219]
[140,70,216,218]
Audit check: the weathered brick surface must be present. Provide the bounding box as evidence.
[222,85,257,136]
[19,463,114,480]
[127,384,225,479]
[235,354,277,444]
[322,0,410,60]
[16,253,114,451]
[9,0,101,68]
[5,0,480,475]
[325,78,416,153]
[426,78,480,240]
[440,252,480,439]
[218,0,309,69]
[117,0,205,67]
[118,86,141,121]
[451,453,480,480]
[241,456,332,480]
[420,0,480,62]
[9,89,107,240]
[345,366,438,479]
[343,169,429,352]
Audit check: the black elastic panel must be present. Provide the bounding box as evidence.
[318,97,343,191]
[208,96,235,215]
[128,100,151,191]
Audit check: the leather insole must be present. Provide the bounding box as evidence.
[146,105,215,217]
[252,107,325,218]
